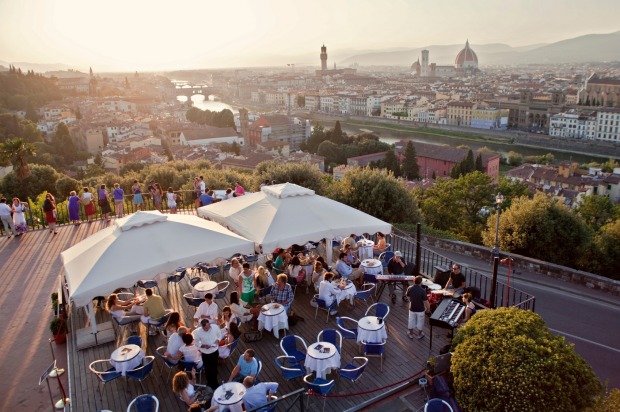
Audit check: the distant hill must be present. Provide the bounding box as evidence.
[0,60,74,73]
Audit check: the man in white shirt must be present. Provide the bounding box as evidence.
[193,318,222,389]
[164,326,187,364]
[242,376,278,412]
[199,176,206,194]
[194,293,219,324]
[0,198,16,238]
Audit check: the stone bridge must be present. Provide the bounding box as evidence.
[175,85,224,98]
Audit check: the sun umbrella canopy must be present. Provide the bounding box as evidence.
[62,211,255,307]
[197,183,392,253]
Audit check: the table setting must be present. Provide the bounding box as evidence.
[257,302,289,339]
[305,341,340,379]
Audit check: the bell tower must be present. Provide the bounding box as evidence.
[320,44,328,71]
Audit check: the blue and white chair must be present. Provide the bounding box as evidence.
[126,356,155,392]
[280,335,308,364]
[361,341,385,371]
[365,302,390,320]
[126,394,159,412]
[335,316,358,342]
[354,283,375,308]
[424,398,454,412]
[314,295,336,323]
[303,373,335,412]
[89,359,122,400]
[317,329,343,354]
[338,356,368,383]
[275,356,306,381]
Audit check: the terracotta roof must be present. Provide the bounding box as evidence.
[182,126,237,141]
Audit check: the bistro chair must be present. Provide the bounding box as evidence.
[111,314,141,337]
[317,329,343,354]
[225,337,241,367]
[424,398,454,412]
[179,359,205,384]
[379,251,394,272]
[280,335,308,364]
[166,267,186,295]
[126,394,159,412]
[126,356,155,392]
[155,346,177,381]
[303,373,335,412]
[338,356,368,383]
[188,277,203,288]
[257,284,273,304]
[125,335,143,349]
[275,356,306,381]
[143,310,172,336]
[365,302,390,320]
[354,283,376,308]
[183,293,203,312]
[205,265,221,280]
[335,316,359,341]
[88,359,122,400]
[214,281,230,305]
[361,341,385,371]
[314,294,337,323]
[135,279,160,295]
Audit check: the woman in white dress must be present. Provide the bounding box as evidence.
[166,187,177,214]
[312,261,327,292]
[11,197,29,235]
[318,272,343,314]
[228,258,242,284]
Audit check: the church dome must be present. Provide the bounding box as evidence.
[455,40,478,69]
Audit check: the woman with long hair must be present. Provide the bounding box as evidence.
[42,193,58,234]
[312,261,326,291]
[229,291,259,323]
[167,187,177,214]
[172,371,211,407]
[98,184,111,221]
[132,180,144,211]
[218,321,241,359]
[106,293,143,318]
[164,311,184,337]
[228,257,242,284]
[152,182,163,212]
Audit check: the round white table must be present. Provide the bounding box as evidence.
[357,240,375,260]
[422,278,442,290]
[357,316,387,344]
[193,280,218,298]
[361,259,383,278]
[257,302,289,339]
[300,261,315,287]
[305,341,340,379]
[331,280,356,304]
[110,344,145,376]
[211,382,246,412]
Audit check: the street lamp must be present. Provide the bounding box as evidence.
[491,192,504,259]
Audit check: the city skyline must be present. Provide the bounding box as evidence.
[1,0,620,72]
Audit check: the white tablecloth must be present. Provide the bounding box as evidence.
[211,382,245,412]
[300,262,315,286]
[361,259,383,275]
[110,344,145,376]
[358,240,374,260]
[422,278,442,290]
[331,280,356,304]
[193,280,218,298]
[257,302,289,339]
[357,316,387,344]
[305,342,340,379]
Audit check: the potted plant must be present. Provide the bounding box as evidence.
[50,317,67,344]
[51,292,58,314]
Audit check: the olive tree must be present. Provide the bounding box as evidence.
[451,307,602,412]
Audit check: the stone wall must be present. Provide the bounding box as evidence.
[423,235,620,297]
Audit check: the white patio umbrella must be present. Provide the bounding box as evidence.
[61,211,255,336]
[197,183,392,262]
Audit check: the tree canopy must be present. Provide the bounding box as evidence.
[185,107,235,129]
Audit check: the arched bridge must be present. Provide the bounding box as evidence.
[175,85,224,98]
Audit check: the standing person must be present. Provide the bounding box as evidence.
[387,251,411,304]
[166,187,177,214]
[445,264,466,293]
[98,184,111,222]
[151,182,163,212]
[0,197,17,238]
[11,197,29,235]
[193,293,219,325]
[81,187,96,222]
[406,276,431,340]
[68,190,80,225]
[193,318,222,390]
[238,263,256,305]
[234,181,245,196]
[228,258,242,284]
[112,183,124,218]
[131,180,144,211]
[193,177,202,208]
[43,193,58,234]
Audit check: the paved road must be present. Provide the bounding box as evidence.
[424,245,620,389]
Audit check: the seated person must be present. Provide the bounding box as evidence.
[287,256,305,285]
[372,232,387,257]
[315,256,331,272]
[218,306,237,332]
[172,371,212,408]
[229,291,259,327]
[335,252,364,285]
[255,265,274,292]
[228,349,259,383]
[312,261,327,291]
[218,321,241,359]
[164,326,188,365]
[228,258,242,284]
[164,311,185,338]
[341,233,359,253]
[140,288,169,327]
[342,244,360,268]
[170,333,204,379]
[242,376,279,412]
[461,293,477,323]
[106,293,143,320]
[318,272,343,315]
[272,249,288,272]
[271,274,294,313]
[199,190,217,206]
[194,293,219,324]
[387,251,411,303]
[445,264,466,293]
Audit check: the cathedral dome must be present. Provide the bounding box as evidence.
[455,40,478,69]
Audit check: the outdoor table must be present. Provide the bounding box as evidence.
[110,344,144,376]
[300,260,315,288]
[422,278,442,290]
[331,280,356,304]
[357,316,387,344]
[193,280,218,298]
[211,381,245,412]
[357,240,375,260]
[361,258,383,278]
[305,341,340,379]
[257,302,289,339]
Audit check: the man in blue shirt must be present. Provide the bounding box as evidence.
[335,252,364,286]
[200,190,216,206]
[242,376,278,412]
[228,349,259,383]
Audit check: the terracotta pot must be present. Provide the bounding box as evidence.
[54,331,67,344]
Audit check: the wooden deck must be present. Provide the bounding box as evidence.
[2,218,451,412]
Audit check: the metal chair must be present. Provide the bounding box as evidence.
[144,310,172,335]
[179,359,205,384]
[183,293,203,312]
[314,294,336,323]
[188,277,203,288]
[317,328,343,354]
[303,373,335,412]
[361,341,385,371]
[338,356,368,382]
[166,267,186,295]
[424,398,454,412]
[354,283,376,308]
[226,338,241,367]
[244,254,259,268]
[126,335,143,349]
[275,355,306,381]
[214,281,230,305]
[280,335,308,364]
[257,284,273,304]
[335,316,359,341]
[379,251,394,271]
[155,346,177,381]
[365,302,390,320]
[88,359,122,399]
[205,265,221,280]
[126,356,155,392]
[135,279,160,295]
[255,356,263,383]
[126,394,159,412]
[111,314,141,337]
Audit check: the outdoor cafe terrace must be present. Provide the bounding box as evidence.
[3,196,535,411]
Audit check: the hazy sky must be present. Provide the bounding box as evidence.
[1,0,619,71]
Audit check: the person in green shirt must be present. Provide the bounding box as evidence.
[141,288,168,335]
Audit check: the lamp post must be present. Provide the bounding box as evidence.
[491,193,504,259]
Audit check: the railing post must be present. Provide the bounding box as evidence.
[415,222,421,276]
[490,257,499,309]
